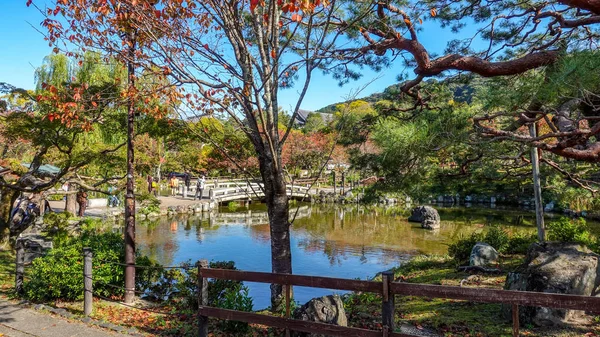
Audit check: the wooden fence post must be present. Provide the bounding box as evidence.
[83,247,93,316]
[198,259,209,337]
[512,304,520,337]
[15,239,24,295]
[382,271,395,333]
[285,284,291,337]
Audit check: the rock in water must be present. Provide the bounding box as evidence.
[469,243,499,267]
[292,295,347,337]
[408,206,441,229]
[504,242,600,326]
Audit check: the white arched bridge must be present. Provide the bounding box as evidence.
[181,179,320,203]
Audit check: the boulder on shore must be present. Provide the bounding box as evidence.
[469,243,499,267]
[504,242,600,326]
[292,295,347,337]
[408,206,441,229]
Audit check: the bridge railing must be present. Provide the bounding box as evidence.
[207,183,313,202]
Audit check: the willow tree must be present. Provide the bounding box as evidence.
[0,53,127,244]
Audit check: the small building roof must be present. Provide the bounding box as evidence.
[294,109,332,126]
[22,163,61,175]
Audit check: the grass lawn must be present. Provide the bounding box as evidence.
[344,255,600,337]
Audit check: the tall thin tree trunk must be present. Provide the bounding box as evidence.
[529,123,546,242]
[124,31,137,304]
[260,155,292,312]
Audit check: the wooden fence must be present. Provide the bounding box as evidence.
[197,262,600,337]
[17,250,599,337]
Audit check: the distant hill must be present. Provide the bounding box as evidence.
[315,79,478,113]
[316,84,400,114]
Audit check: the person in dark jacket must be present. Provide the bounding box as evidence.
[76,189,88,217]
[147,175,153,193]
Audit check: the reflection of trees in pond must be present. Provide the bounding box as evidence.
[135,215,189,267]
[296,237,409,266]
[291,205,503,256]
[249,224,271,244]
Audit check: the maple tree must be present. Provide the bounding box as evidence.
[0,53,128,243]
[31,0,184,302]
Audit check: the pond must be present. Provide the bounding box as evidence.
[135,203,598,309]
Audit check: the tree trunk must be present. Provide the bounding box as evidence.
[529,123,546,242]
[0,188,19,245]
[65,183,77,215]
[124,31,137,304]
[260,154,292,312]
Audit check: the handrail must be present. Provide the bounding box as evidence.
[196,266,600,337]
[390,282,600,311]
[201,268,381,293]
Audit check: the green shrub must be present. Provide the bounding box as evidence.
[138,192,161,215]
[215,283,253,333]
[483,226,510,253]
[505,233,537,254]
[448,232,483,264]
[448,227,512,263]
[144,260,251,314]
[547,217,597,250]
[42,212,75,246]
[227,201,240,212]
[24,231,157,301]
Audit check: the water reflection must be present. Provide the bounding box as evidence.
[134,204,597,308]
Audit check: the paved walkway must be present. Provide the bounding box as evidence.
[0,299,119,337]
[48,195,210,218]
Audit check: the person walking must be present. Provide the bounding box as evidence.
[76,189,88,217]
[147,175,153,194]
[152,179,158,197]
[170,175,179,196]
[184,172,191,198]
[194,175,206,200]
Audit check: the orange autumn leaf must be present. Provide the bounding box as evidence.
[291,13,302,22]
[430,8,437,17]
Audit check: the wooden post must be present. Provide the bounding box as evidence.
[15,239,24,295]
[382,271,395,332]
[285,284,291,337]
[83,247,93,316]
[198,259,209,337]
[332,171,336,195]
[512,304,520,337]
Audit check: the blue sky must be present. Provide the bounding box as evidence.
[0,1,481,111]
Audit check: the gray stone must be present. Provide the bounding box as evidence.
[292,295,347,336]
[470,243,499,267]
[504,242,600,326]
[408,206,441,229]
